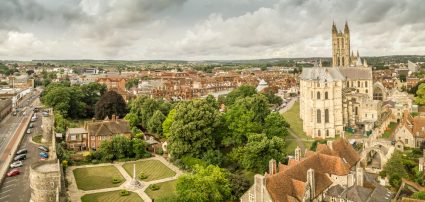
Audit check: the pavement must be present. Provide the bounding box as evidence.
[67,155,183,202]
[0,95,46,202]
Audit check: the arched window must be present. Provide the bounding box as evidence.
[326,130,329,137]
[325,92,329,99]
[357,81,360,87]
[317,92,321,100]
[318,130,321,137]
[317,109,321,123]
[311,91,313,98]
[325,109,329,123]
[365,81,368,87]
[366,89,368,94]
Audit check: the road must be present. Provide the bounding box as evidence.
[0,93,42,202]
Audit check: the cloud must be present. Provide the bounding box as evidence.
[0,0,424,60]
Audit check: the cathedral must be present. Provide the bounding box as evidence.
[300,22,378,138]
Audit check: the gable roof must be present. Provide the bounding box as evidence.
[85,119,131,136]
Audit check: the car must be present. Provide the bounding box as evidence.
[38,145,49,152]
[14,154,26,161]
[39,152,48,159]
[31,117,36,122]
[29,123,34,128]
[26,129,31,134]
[16,148,27,155]
[10,161,23,168]
[7,169,20,177]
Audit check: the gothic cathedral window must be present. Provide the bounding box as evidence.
[325,92,329,99]
[317,109,321,123]
[317,92,321,100]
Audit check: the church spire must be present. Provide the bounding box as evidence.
[332,21,337,33]
[344,20,349,34]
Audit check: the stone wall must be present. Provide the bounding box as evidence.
[29,160,61,202]
[41,108,54,143]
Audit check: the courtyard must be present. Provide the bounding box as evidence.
[67,156,183,202]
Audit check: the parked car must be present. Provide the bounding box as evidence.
[42,112,49,117]
[39,152,48,159]
[31,117,36,122]
[7,169,20,177]
[16,148,27,155]
[38,146,49,152]
[26,129,31,134]
[14,154,26,161]
[10,161,23,168]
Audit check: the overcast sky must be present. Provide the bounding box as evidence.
[0,0,424,61]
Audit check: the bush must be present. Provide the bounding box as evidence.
[119,189,129,196]
[91,159,100,164]
[149,184,160,191]
[155,148,164,155]
[138,172,148,180]
[112,177,121,184]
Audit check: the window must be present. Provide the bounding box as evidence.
[358,81,360,87]
[355,107,358,115]
[326,130,329,137]
[83,134,87,138]
[318,130,321,136]
[365,114,367,118]
[311,91,313,99]
[405,139,408,144]
[317,92,321,100]
[249,193,254,202]
[365,81,368,87]
[325,109,329,123]
[325,92,329,99]
[366,89,368,94]
[91,136,95,140]
[317,109,321,123]
[70,135,76,141]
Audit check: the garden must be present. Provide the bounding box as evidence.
[122,160,176,181]
[81,190,143,202]
[73,166,125,190]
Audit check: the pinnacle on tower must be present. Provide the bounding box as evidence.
[344,21,349,34]
[332,21,337,33]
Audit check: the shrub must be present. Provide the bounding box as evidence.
[138,172,148,180]
[91,159,99,164]
[155,148,164,155]
[119,189,130,196]
[112,177,121,184]
[149,184,160,191]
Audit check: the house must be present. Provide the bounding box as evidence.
[393,111,425,149]
[240,138,392,202]
[66,115,131,151]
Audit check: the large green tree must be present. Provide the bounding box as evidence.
[263,112,289,138]
[176,165,231,202]
[168,99,221,159]
[147,110,166,135]
[230,133,286,173]
[126,96,172,129]
[162,108,176,139]
[80,83,107,117]
[415,83,425,105]
[224,85,257,106]
[94,90,127,119]
[224,94,270,146]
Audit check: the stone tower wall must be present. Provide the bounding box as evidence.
[29,160,61,202]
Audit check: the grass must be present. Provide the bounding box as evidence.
[282,101,309,139]
[383,122,398,139]
[122,160,176,182]
[73,166,125,190]
[145,180,177,201]
[285,139,299,155]
[81,190,143,202]
[32,134,42,143]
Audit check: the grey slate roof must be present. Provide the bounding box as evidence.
[300,67,345,81]
[326,184,345,197]
[342,185,373,202]
[339,66,372,80]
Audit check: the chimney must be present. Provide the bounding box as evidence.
[112,114,116,121]
[295,146,301,161]
[254,174,266,201]
[356,167,364,186]
[327,140,333,150]
[269,159,277,175]
[307,168,315,198]
[347,173,355,187]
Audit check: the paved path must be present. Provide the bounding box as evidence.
[67,155,183,202]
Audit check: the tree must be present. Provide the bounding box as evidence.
[176,165,231,202]
[162,108,176,138]
[168,99,221,159]
[262,90,283,106]
[224,94,270,146]
[415,83,425,106]
[80,83,107,117]
[95,90,127,120]
[147,110,166,135]
[263,112,289,138]
[126,96,172,129]
[230,133,286,173]
[41,83,86,118]
[132,138,148,158]
[382,151,408,188]
[412,191,425,200]
[228,173,250,200]
[125,78,139,90]
[224,85,257,106]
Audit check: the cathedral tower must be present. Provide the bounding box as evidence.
[332,21,351,67]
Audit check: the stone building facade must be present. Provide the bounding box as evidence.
[30,160,62,202]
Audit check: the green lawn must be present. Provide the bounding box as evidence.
[122,160,176,182]
[81,190,143,202]
[383,122,398,139]
[285,139,299,155]
[282,101,309,139]
[32,134,42,143]
[73,166,125,190]
[145,180,177,201]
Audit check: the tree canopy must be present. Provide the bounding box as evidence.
[176,165,231,202]
[94,90,127,120]
[223,85,257,106]
[415,83,425,106]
